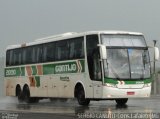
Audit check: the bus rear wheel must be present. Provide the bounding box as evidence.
[23,86,39,103]
[115,98,128,105]
[77,87,90,106]
[23,86,31,103]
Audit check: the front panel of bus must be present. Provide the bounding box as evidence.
[100,34,151,98]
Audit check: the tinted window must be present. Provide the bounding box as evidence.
[86,35,98,56]
[6,50,10,66]
[6,50,13,66]
[55,40,69,61]
[69,37,84,59]
[86,35,99,80]
[12,49,22,66]
[32,45,43,63]
[25,47,32,64]
[6,36,85,67]
[43,42,55,62]
[22,48,26,65]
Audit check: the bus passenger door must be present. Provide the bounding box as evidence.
[86,35,102,99]
[92,50,103,98]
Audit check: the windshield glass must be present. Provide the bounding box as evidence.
[104,49,150,79]
[101,34,146,47]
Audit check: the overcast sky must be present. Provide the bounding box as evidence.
[0,0,160,57]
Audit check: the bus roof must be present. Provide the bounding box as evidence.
[6,30,143,50]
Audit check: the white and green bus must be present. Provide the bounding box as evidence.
[4,31,159,105]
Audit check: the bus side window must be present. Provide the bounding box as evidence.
[25,47,33,64]
[55,40,69,61]
[43,42,55,62]
[86,35,101,81]
[6,50,11,66]
[32,45,43,63]
[22,48,26,65]
[69,37,84,59]
[12,48,22,66]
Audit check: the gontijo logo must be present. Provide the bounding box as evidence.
[55,64,77,73]
[55,60,83,73]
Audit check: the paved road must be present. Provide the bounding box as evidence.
[0,96,160,119]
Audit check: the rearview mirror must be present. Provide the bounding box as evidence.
[97,44,107,59]
[154,47,159,61]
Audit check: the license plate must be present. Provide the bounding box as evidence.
[127,92,135,95]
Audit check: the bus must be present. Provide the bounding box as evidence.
[4,31,159,106]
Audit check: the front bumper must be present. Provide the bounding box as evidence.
[102,86,151,99]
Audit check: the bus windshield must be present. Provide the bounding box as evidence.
[101,34,150,80]
[101,34,146,47]
[103,49,150,80]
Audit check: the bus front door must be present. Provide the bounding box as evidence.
[92,50,102,98]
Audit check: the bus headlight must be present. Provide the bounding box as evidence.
[143,83,151,87]
[105,83,117,88]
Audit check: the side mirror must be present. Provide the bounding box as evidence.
[97,44,107,59]
[154,47,159,61]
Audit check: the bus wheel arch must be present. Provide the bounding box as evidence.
[74,83,90,106]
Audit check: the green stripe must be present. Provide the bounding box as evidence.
[43,64,54,75]
[32,66,37,75]
[20,67,25,76]
[79,60,85,72]
[5,59,85,77]
[104,78,152,84]
[104,78,118,84]
[35,76,40,87]
[5,67,24,77]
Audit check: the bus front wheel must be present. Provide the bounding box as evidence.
[77,87,90,106]
[115,98,128,105]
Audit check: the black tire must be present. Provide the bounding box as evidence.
[23,86,31,103]
[23,86,39,103]
[115,98,128,105]
[16,87,24,102]
[77,86,90,106]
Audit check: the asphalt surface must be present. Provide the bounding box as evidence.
[0,96,160,119]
